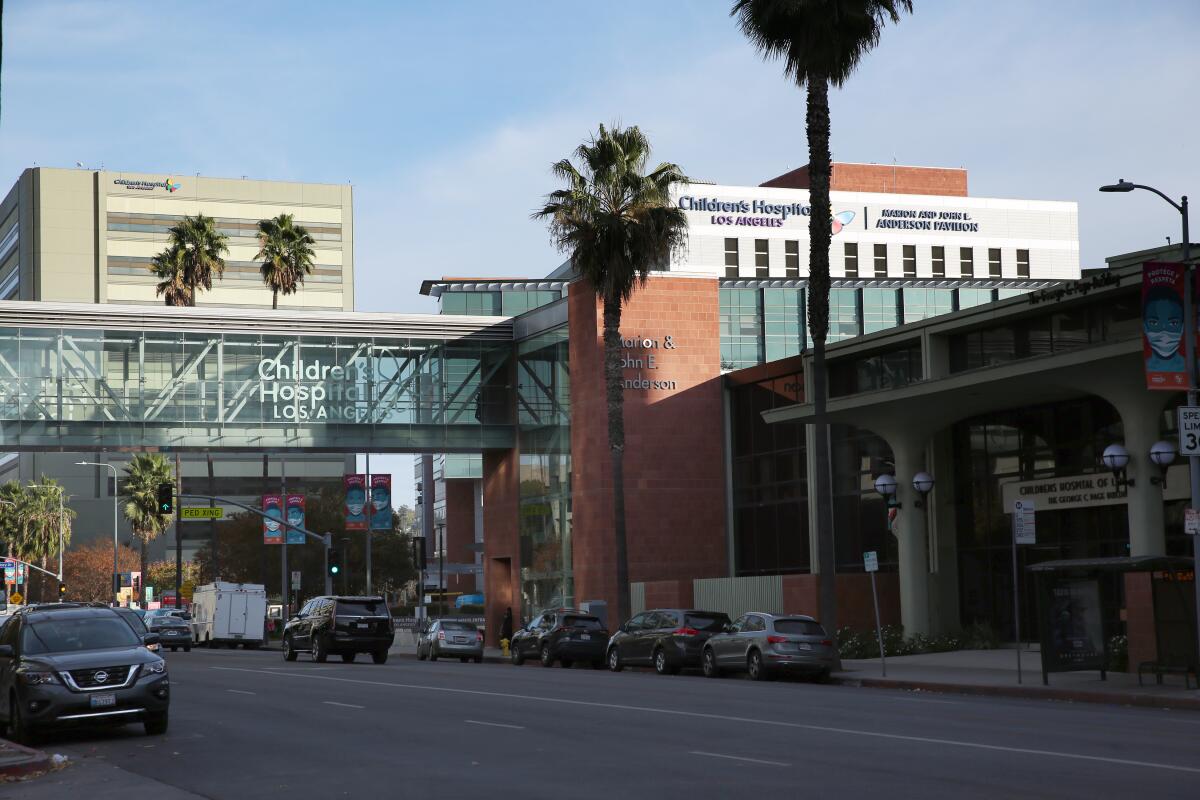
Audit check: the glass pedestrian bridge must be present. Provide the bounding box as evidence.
[0,301,517,453]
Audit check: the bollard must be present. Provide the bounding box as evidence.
[501,638,510,658]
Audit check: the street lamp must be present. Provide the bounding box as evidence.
[77,461,120,605]
[912,472,935,508]
[1149,440,1177,488]
[1099,179,1198,666]
[873,473,898,503]
[1101,443,1133,489]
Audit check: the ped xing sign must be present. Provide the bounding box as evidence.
[181,507,224,520]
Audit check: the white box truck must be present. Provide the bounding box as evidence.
[191,582,267,649]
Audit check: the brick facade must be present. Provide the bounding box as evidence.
[760,162,968,197]
[443,479,476,566]
[782,573,901,631]
[482,449,521,647]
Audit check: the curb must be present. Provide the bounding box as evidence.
[832,675,1200,712]
[0,738,52,780]
[396,650,508,664]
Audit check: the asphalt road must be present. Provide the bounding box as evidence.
[11,647,1200,799]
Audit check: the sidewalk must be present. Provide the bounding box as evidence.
[833,648,1200,711]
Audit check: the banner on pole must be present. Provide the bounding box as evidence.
[370,474,392,531]
[345,474,368,531]
[263,494,284,544]
[1142,261,1189,390]
[285,494,306,545]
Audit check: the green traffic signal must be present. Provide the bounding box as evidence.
[157,482,174,515]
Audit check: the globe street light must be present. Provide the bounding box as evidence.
[77,461,120,605]
[873,473,898,500]
[912,472,935,509]
[1149,440,1177,488]
[1101,443,1133,489]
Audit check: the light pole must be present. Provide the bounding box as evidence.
[77,461,120,605]
[1099,179,1196,669]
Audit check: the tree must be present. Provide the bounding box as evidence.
[256,213,317,309]
[535,124,689,624]
[0,479,75,600]
[123,453,175,598]
[64,541,140,603]
[145,559,199,594]
[732,0,912,636]
[148,214,228,306]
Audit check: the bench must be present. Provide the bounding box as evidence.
[1137,660,1198,690]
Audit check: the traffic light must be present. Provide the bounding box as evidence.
[411,536,427,569]
[328,548,341,576]
[157,482,174,515]
[58,582,66,599]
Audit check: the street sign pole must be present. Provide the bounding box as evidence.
[863,551,885,676]
[1010,499,1036,685]
[324,533,333,596]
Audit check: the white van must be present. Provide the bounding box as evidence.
[191,582,267,649]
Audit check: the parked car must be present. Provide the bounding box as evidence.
[416,619,483,663]
[606,608,731,675]
[282,596,394,664]
[111,606,160,654]
[510,609,607,669]
[701,612,835,681]
[147,615,193,652]
[0,604,169,744]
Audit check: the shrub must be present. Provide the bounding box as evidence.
[835,622,995,659]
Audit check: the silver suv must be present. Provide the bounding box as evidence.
[701,612,835,681]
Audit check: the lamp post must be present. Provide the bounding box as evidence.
[77,461,120,605]
[1100,179,1199,668]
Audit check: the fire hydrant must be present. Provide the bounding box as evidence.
[500,638,510,658]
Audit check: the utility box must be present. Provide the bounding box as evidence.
[580,600,608,629]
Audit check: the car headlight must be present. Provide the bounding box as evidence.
[16,670,59,686]
[145,660,167,675]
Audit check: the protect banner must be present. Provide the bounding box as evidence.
[1143,261,1188,390]
[345,474,368,531]
[263,495,284,544]
[285,494,306,545]
[370,474,393,531]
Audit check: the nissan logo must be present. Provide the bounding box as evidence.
[93,670,109,684]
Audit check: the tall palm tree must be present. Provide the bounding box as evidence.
[732,0,913,636]
[123,453,175,598]
[148,214,229,306]
[23,479,73,600]
[255,213,317,309]
[535,124,689,624]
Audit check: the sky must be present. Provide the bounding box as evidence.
[3,0,1199,503]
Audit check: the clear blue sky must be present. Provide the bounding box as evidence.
[3,1,1198,502]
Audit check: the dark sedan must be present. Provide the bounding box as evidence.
[606,608,730,675]
[510,610,607,669]
[147,615,193,652]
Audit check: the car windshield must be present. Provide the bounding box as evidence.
[116,610,147,633]
[335,600,387,617]
[685,613,730,632]
[151,618,187,628]
[22,616,141,654]
[441,621,476,632]
[562,615,602,630]
[773,619,826,636]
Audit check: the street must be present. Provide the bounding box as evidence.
[11,648,1200,799]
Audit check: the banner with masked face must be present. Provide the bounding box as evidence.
[369,474,392,531]
[263,495,284,544]
[1143,262,1188,390]
[345,474,368,530]
[285,494,306,545]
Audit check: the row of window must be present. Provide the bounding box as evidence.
[440,290,563,317]
[106,213,343,242]
[724,238,1031,279]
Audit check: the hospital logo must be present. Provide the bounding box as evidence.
[831,210,855,235]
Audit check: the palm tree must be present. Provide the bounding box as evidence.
[148,214,229,306]
[255,213,317,309]
[534,124,689,624]
[123,453,175,598]
[22,479,74,600]
[732,0,912,636]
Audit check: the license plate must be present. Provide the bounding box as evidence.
[797,643,812,651]
[90,693,117,708]
[356,622,369,629]
[454,636,467,643]
[165,631,178,636]
[580,634,591,640]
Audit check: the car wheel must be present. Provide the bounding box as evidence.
[184,645,191,653]
[473,655,483,664]
[144,710,169,736]
[591,659,604,670]
[748,650,770,681]
[653,648,678,676]
[540,643,554,667]
[341,653,355,663]
[430,645,439,662]
[9,696,34,746]
[283,636,297,662]
[559,659,573,669]
[511,644,525,666]
[417,644,427,661]
[607,647,623,672]
[312,637,328,663]
[372,650,389,665]
[702,647,722,679]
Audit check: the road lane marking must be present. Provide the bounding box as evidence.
[323,701,365,709]
[226,689,256,695]
[209,667,1200,775]
[465,719,525,730]
[691,751,789,767]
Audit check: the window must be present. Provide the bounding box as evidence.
[685,613,730,632]
[829,288,861,342]
[844,242,859,278]
[902,245,916,277]
[873,244,887,277]
[902,288,954,324]
[988,248,1002,278]
[785,240,800,277]
[562,615,603,630]
[960,247,974,278]
[744,615,767,632]
[724,238,740,278]
[625,613,648,631]
[931,246,946,278]
[755,239,769,277]
[773,619,826,636]
[22,617,140,654]
[1017,249,1030,278]
[862,288,900,334]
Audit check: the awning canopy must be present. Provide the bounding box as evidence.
[1028,555,1194,573]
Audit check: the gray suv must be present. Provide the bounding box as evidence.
[0,604,169,744]
[701,612,834,681]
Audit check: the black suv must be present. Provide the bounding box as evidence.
[0,604,169,744]
[606,608,731,674]
[510,609,608,669]
[282,596,394,664]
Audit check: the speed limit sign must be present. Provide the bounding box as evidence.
[1179,406,1200,456]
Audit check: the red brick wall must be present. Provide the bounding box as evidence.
[1124,572,1155,671]
[642,579,695,610]
[443,479,476,566]
[482,449,521,646]
[760,163,968,197]
[569,275,728,618]
[783,573,900,631]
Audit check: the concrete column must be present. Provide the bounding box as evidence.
[1121,402,1168,557]
[928,428,960,634]
[892,437,932,636]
